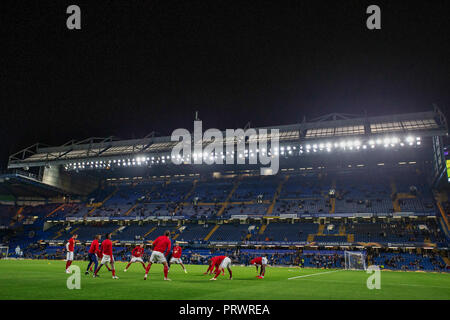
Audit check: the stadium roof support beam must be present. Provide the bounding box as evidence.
[137,131,156,152]
[309,112,365,122]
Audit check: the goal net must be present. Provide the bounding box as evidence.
[0,246,9,259]
[344,251,366,270]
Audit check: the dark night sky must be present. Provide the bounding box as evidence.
[0,0,449,170]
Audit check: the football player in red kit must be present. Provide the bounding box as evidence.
[250,256,269,279]
[94,233,118,279]
[209,255,232,280]
[86,234,100,275]
[65,234,78,273]
[124,243,146,272]
[204,257,224,275]
[144,230,172,281]
[169,242,187,273]
[89,246,112,272]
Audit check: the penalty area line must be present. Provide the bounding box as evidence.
[288,270,343,280]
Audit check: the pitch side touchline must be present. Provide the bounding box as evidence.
[288,270,342,280]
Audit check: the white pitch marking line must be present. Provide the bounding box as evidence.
[288,270,342,280]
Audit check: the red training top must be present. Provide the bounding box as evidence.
[152,235,171,255]
[250,257,263,265]
[89,239,99,254]
[211,255,226,267]
[132,246,145,257]
[172,245,182,258]
[67,238,75,252]
[101,239,113,256]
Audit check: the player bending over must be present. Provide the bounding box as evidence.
[204,258,214,274]
[168,242,187,273]
[65,233,78,273]
[124,243,146,272]
[250,256,268,279]
[210,255,232,281]
[94,233,118,279]
[204,257,224,275]
[144,230,172,281]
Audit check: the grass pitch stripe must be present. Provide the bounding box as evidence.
[288,270,342,280]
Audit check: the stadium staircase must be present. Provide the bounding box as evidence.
[317,224,325,235]
[327,178,336,213]
[172,225,184,240]
[338,224,355,243]
[9,207,24,226]
[390,179,401,212]
[144,226,157,238]
[45,204,67,218]
[266,175,289,215]
[100,187,119,204]
[423,238,434,246]
[436,201,450,239]
[70,227,80,235]
[125,184,158,216]
[85,187,119,217]
[204,225,220,241]
[307,224,327,243]
[111,226,124,237]
[258,224,267,235]
[124,184,159,216]
[183,180,198,201]
[172,233,180,240]
[216,180,240,216]
[443,257,450,267]
[53,226,69,240]
[124,204,139,216]
[338,224,345,235]
[329,197,336,213]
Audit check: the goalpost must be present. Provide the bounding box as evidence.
[0,246,9,259]
[344,251,367,270]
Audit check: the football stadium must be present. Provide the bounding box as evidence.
[0,108,449,300]
[1,2,450,311]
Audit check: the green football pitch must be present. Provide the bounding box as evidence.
[0,259,449,300]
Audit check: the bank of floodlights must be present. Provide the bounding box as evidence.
[63,135,422,171]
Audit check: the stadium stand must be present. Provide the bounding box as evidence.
[1,110,449,272]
